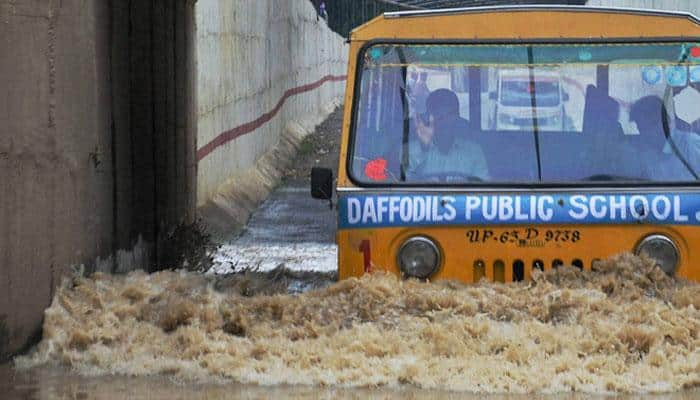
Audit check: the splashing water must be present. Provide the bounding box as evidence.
[15,254,700,394]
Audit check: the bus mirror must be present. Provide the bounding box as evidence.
[311,167,333,200]
[489,91,497,100]
[562,91,570,102]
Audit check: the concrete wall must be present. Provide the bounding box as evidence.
[0,0,196,360]
[588,0,700,16]
[195,0,347,231]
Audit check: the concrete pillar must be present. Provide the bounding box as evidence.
[0,0,197,360]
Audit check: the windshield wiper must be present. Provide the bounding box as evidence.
[580,174,650,182]
[397,47,410,182]
[527,46,543,182]
[661,47,699,180]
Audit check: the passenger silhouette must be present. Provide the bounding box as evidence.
[577,85,633,180]
[629,95,700,180]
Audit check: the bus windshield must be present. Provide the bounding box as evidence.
[350,42,700,185]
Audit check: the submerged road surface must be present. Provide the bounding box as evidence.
[210,185,338,275]
[208,107,343,290]
[2,365,700,400]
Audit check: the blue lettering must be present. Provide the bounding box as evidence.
[340,193,700,228]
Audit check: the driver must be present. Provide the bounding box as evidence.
[629,95,700,180]
[406,89,489,182]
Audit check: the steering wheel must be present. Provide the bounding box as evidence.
[411,171,484,183]
[580,174,648,182]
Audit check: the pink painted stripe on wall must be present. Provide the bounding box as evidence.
[197,74,347,161]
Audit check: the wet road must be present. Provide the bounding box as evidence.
[235,185,336,245]
[209,107,340,276]
[210,185,338,275]
[3,365,699,400]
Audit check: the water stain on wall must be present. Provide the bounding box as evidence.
[0,315,8,362]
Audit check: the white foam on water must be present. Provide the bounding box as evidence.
[209,243,337,274]
[15,254,700,394]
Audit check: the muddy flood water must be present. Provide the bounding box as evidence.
[6,253,700,398]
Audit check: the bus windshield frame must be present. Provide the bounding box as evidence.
[346,38,700,189]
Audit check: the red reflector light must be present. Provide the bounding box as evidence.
[365,158,388,181]
[691,47,700,58]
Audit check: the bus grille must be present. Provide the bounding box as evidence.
[472,258,598,283]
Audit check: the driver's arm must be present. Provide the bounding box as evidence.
[461,140,490,181]
[683,131,700,175]
[406,138,430,179]
[667,129,700,177]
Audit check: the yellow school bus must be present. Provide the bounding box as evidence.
[311,5,700,282]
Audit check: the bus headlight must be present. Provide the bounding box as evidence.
[634,234,680,275]
[397,236,441,279]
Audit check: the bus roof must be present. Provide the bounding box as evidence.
[384,5,699,22]
[350,6,700,41]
